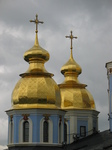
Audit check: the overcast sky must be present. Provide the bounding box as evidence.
[0,0,112,149]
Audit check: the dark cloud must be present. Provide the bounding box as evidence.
[0,0,112,146]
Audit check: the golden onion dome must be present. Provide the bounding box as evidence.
[11,14,61,109]
[24,34,49,63]
[59,31,96,110]
[61,50,82,75]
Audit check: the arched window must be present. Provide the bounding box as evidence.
[23,121,29,142]
[64,123,67,142]
[43,121,48,142]
[40,117,53,143]
[19,117,32,143]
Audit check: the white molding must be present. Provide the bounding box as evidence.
[9,120,14,144]
[8,142,62,147]
[6,109,66,116]
[65,109,99,116]
[65,121,69,144]
[58,121,63,143]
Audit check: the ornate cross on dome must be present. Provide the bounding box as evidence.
[66,31,77,54]
[30,14,44,33]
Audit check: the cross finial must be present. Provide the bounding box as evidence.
[66,31,77,52]
[30,14,44,33]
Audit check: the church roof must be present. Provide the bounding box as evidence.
[69,130,112,150]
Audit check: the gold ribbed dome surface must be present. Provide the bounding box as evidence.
[12,77,61,109]
[11,15,61,109]
[59,85,95,110]
[59,31,96,110]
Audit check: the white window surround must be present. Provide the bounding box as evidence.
[58,121,63,143]
[19,117,32,143]
[40,117,53,143]
[64,121,69,144]
[9,120,14,144]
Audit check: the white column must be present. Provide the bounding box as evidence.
[88,116,93,135]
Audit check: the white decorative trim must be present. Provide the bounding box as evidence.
[40,117,53,143]
[64,121,69,144]
[9,120,14,144]
[6,109,66,116]
[58,121,63,143]
[8,142,62,147]
[19,117,32,143]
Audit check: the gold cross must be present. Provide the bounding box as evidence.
[66,31,77,51]
[30,14,44,33]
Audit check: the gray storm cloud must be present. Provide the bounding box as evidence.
[0,0,112,146]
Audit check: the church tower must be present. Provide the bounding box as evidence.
[59,31,99,144]
[6,15,65,150]
[6,15,100,149]
[105,61,112,132]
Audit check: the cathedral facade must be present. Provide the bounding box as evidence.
[6,15,99,150]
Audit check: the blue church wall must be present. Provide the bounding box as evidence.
[30,114,43,142]
[30,113,64,143]
[109,75,112,114]
[109,74,112,91]
[50,115,59,143]
[8,116,10,143]
[77,119,88,136]
[8,111,65,144]
[13,115,22,143]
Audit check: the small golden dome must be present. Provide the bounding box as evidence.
[11,15,61,109]
[61,51,82,75]
[59,31,96,110]
[24,34,49,63]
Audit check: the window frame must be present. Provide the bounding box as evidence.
[40,117,53,143]
[80,126,86,137]
[19,117,32,143]
[9,117,14,144]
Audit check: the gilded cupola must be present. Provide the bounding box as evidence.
[11,14,61,109]
[59,31,96,110]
